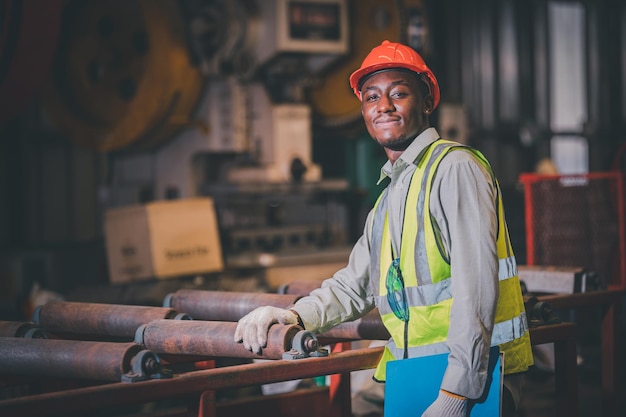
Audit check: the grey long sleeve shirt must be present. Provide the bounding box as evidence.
[292,127,500,399]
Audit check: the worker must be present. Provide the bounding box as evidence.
[235,40,533,417]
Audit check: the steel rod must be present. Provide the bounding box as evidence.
[277,280,323,296]
[164,289,302,321]
[139,319,301,359]
[318,309,390,341]
[34,301,184,339]
[0,337,144,381]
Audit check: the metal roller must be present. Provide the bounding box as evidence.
[319,309,390,341]
[0,321,47,339]
[33,301,190,339]
[0,337,164,382]
[136,319,322,360]
[524,297,560,327]
[279,283,391,340]
[277,280,323,296]
[163,289,303,321]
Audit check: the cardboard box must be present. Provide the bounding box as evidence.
[104,198,223,284]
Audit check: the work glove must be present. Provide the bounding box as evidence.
[234,306,299,354]
[421,390,468,417]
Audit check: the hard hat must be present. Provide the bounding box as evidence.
[349,40,440,109]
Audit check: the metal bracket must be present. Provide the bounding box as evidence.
[282,330,329,360]
[527,298,561,327]
[122,349,172,383]
[134,324,147,345]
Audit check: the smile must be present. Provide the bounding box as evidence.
[375,119,401,127]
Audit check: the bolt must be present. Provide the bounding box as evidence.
[305,337,318,352]
[144,357,158,372]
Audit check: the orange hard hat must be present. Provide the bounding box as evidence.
[349,40,440,109]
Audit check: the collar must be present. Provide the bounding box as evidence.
[377,127,441,185]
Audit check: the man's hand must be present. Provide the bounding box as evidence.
[234,306,299,354]
[421,390,468,417]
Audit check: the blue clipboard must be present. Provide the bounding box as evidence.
[384,346,502,417]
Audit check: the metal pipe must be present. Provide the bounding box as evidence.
[0,321,47,338]
[0,337,149,381]
[33,301,188,339]
[164,289,302,321]
[319,309,390,341]
[137,319,301,360]
[277,280,322,296]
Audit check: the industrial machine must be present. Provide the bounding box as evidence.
[27,0,432,274]
[42,0,350,178]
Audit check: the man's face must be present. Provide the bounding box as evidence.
[360,70,432,152]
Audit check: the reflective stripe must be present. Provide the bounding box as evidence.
[376,279,452,316]
[384,313,530,361]
[419,143,452,284]
[491,312,529,345]
[386,339,450,359]
[370,190,388,296]
[499,256,517,281]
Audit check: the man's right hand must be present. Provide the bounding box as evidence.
[234,306,299,354]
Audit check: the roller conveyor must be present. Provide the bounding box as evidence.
[164,289,303,321]
[33,301,190,339]
[0,288,584,417]
[136,319,326,360]
[278,280,324,296]
[0,337,166,382]
[318,309,390,341]
[0,320,47,338]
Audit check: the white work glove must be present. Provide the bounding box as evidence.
[421,390,468,417]
[234,306,299,354]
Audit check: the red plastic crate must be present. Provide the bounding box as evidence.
[518,172,626,290]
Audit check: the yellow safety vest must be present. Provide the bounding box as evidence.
[370,139,533,381]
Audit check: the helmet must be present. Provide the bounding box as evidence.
[349,40,440,109]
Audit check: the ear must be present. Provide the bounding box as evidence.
[422,95,434,115]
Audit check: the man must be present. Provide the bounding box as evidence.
[235,40,533,417]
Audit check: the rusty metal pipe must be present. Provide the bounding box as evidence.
[0,321,47,338]
[33,301,187,339]
[164,289,302,321]
[138,319,301,360]
[0,337,145,381]
[277,280,323,296]
[319,309,390,341]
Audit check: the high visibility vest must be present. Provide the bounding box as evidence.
[370,139,533,381]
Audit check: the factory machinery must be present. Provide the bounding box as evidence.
[0,285,580,417]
